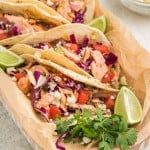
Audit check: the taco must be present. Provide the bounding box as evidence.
[10,24,120,89]
[0,1,67,46]
[0,53,138,150]
[4,0,95,23]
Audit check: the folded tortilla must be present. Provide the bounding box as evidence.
[4,0,95,23]
[0,53,119,149]
[10,24,121,90]
[0,0,149,149]
[0,1,67,46]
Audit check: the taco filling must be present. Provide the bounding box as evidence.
[32,34,119,88]
[6,60,118,122]
[38,0,86,23]
[0,11,56,40]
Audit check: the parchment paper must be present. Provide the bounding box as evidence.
[95,0,150,148]
[0,0,150,149]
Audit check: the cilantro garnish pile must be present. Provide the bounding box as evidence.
[55,109,137,150]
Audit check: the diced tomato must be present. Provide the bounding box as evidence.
[77,89,90,105]
[0,32,9,40]
[105,96,115,110]
[70,43,78,53]
[102,71,115,83]
[14,73,25,81]
[93,44,109,54]
[49,105,61,120]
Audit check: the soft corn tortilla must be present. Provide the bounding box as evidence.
[9,23,111,79]
[0,1,66,46]
[4,0,95,23]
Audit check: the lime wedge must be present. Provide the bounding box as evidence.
[87,16,107,33]
[0,46,24,69]
[114,86,142,125]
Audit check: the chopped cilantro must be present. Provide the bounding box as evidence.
[55,109,137,150]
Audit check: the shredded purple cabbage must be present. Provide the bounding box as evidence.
[11,26,20,35]
[38,107,47,114]
[56,133,68,150]
[31,90,41,101]
[30,86,41,101]
[82,35,89,47]
[56,79,75,89]
[34,71,41,82]
[75,83,84,91]
[34,43,45,49]
[73,10,84,23]
[66,79,75,88]
[76,47,82,54]
[70,34,77,44]
[104,52,118,65]
[34,106,49,122]
[59,107,66,114]
[52,86,59,92]
[0,17,9,30]
[77,62,88,71]
[30,75,51,101]
[41,75,51,87]
[0,22,6,30]
[77,58,92,71]
[86,57,93,67]
[77,36,89,54]
[55,77,84,91]
[67,106,79,113]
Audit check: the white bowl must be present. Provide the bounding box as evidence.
[120,0,150,16]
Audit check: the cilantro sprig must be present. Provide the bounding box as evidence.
[55,109,137,150]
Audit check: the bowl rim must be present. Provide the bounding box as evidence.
[130,0,150,6]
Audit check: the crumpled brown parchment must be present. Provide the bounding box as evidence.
[0,0,150,149]
[95,0,150,148]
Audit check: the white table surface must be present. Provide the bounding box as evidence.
[0,0,150,150]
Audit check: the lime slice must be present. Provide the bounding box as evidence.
[114,86,142,125]
[87,16,107,33]
[0,46,24,69]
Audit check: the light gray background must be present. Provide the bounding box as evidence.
[0,0,150,150]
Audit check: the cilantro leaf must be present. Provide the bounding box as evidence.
[116,128,137,150]
[55,108,137,150]
[97,108,104,121]
[125,128,137,145]
[99,141,112,150]
[104,133,115,148]
[116,134,129,150]
[82,109,92,118]
[55,117,74,134]
[119,121,128,132]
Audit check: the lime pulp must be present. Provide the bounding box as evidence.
[87,15,107,33]
[114,86,142,125]
[0,46,24,69]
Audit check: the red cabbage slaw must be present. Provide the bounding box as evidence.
[0,13,56,40]
[0,16,20,37]
[32,34,118,84]
[38,0,86,23]
[8,62,116,123]
[6,60,120,150]
[56,133,68,150]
